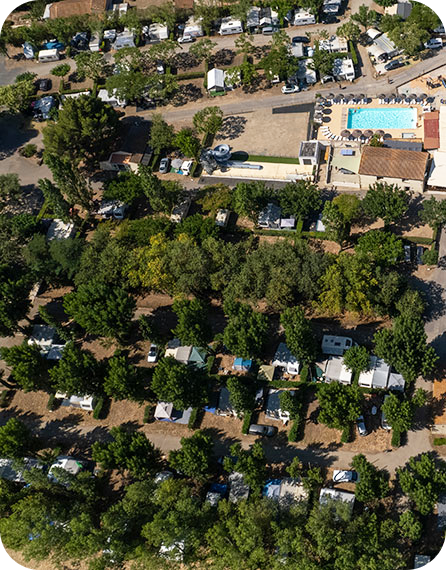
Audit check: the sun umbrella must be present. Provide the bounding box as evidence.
[383,133,392,139]
[394,97,402,103]
[410,93,418,99]
[364,129,374,138]
[379,94,386,100]
[352,129,362,138]
[419,93,427,99]
[323,107,332,114]
[341,129,351,137]
[405,97,412,103]
[334,94,343,101]
[375,129,385,137]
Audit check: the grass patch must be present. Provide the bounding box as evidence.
[0,390,11,408]
[300,230,329,240]
[176,71,205,80]
[254,229,300,237]
[391,429,401,448]
[269,380,303,389]
[404,236,434,245]
[434,437,446,446]
[242,410,253,434]
[231,152,300,164]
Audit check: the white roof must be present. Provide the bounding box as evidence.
[98,88,126,106]
[279,478,309,505]
[358,355,390,389]
[0,457,42,483]
[155,401,174,419]
[321,335,352,355]
[427,150,446,188]
[367,28,381,40]
[319,487,355,511]
[39,48,59,56]
[49,456,83,479]
[325,356,352,384]
[28,324,56,348]
[46,219,75,241]
[388,372,405,391]
[207,68,225,90]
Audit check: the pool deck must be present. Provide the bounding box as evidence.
[317,99,424,142]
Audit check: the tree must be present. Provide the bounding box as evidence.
[226,376,256,415]
[49,342,101,396]
[63,282,135,342]
[224,441,266,492]
[407,1,440,32]
[104,352,144,401]
[374,315,438,382]
[74,52,108,82]
[175,214,219,244]
[105,70,149,103]
[38,179,70,220]
[281,306,317,364]
[0,79,36,113]
[151,357,207,409]
[1,343,48,392]
[287,458,324,493]
[381,390,426,439]
[343,345,370,374]
[235,33,256,57]
[0,173,21,210]
[279,390,302,422]
[362,183,410,226]
[0,264,32,337]
[228,0,251,24]
[149,113,175,156]
[194,0,222,36]
[351,4,377,31]
[197,184,232,215]
[336,21,361,42]
[369,134,384,147]
[92,426,161,478]
[172,297,211,347]
[148,39,178,67]
[332,194,361,223]
[321,201,350,245]
[174,127,201,158]
[50,63,71,92]
[310,45,336,79]
[355,230,404,265]
[189,38,217,64]
[395,289,424,319]
[138,165,180,213]
[317,382,362,432]
[420,196,446,230]
[223,300,268,359]
[103,171,144,205]
[44,155,93,212]
[374,0,397,6]
[125,234,173,292]
[397,453,446,515]
[388,21,429,56]
[351,454,389,503]
[279,181,321,220]
[42,95,120,166]
[398,511,422,541]
[232,181,272,221]
[169,431,213,480]
[193,106,223,136]
[167,237,211,296]
[0,418,31,458]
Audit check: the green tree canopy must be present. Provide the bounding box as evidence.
[149,113,175,156]
[74,51,108,82]
[226,376,256,415]
[398,510,422,541]
[317,382,362,432]
[355,230,404,266]
[351,4,377,30]
[321,201,350,245]
[381,390,426,437]
[174,127,201,158]
[279,181,321,220]
[169,430,213,480]
[332,194,361,223]
[175,213,219,244]
[1,343,48,392]
[0,78,36,113]
[232,181,272,221]
[49,341,101,396]
[104,351,145,401]
[336,21,361,41]
[151,357,208,409]
[172,297,211,347]
[223,300,268,358]
[0,418,31,458]
[0,264,32,337]
[351,454,389,503]
[224,441,267,492]
[362,182,410,225]
[342,345,370,374]
[281,306,317,365]
[189,38,217,63]
[388,21,429,56]
[420,196,446,230]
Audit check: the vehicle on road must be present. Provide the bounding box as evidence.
[333,470,359,483]
[159,158,170,174]
[248,424,278,437]
[147,344,159,363]
[356,415,368,437]
[424,38,443,50]
[178,36,195,44]
[281,84,300,94]
[381,395,391,430]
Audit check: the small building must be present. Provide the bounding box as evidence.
[321,335,353,356]
[206,483,228,506]
[292,9,316,26]
[113,29,135,50]
[171,196,191,223]
[216,387,235,416]
[215,208,230,227]
[265,389,295,424]
[258,202,281,229]
[98,88,126,108]
[358,146,429,193]
[432,379,446,433]
[154,401,174,421]
[272,343,300,375]
[55,393,96,411]
[100,121,153,172]
[97,200,128,220]
[0,457,42,483]
[258,364,276,382]
[154,401,194,424]
[207,68,226,93]
[164,344,207,369]
[319,37,348,54]
[263,477,309,507]
[413,555,431,569]
[297,59,317,85]
[112,2,128,16]
[280,217,296,230]
[23,42,35,59]
[233,357,253,372]
[246,6,261,32]
[299,141,322,166]
[291,42,305,58]
[229,472,250,503]
[387,372,405,392]
[357,356,389,389]
[424,111,440,151]
[145,22,168,42]
[89,32,102,52]
[46,219,76,241]
[319,487,355,515]
[385,0,412,20]
[44,0,112,20]
[48,456,85,482]
[32,95,57,120]
[333,58,356,82]
[28,324,66,360]
[219,18,243,36]
[60,91,91,108]
[324,356,352,385]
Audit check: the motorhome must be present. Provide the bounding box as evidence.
[219,18,243,36]
[38,49,60,63]
[89,33,102,52]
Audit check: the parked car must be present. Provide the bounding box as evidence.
[404,244,411,263]
[36,78,52,91]
[248,424,278,437]
[333,470,359,483]
[159,157,170,174]
[156,61,165,74]
[381,395,391,430]
[424,38,443,50]
[322,15,339,24]
[292,36,309,44]
[281,83,299,94]
[147,344,159,363]
[377,53,389,62]
[154,470,174,484]
[356,415,368,437]
[181,160,193,175]
[178,35,195,44]
[385,59,403,71]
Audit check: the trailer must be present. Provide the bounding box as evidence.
[38,48,60,63]
[219,18,243,36]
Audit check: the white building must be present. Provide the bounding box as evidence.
[229,472,250,503]
[293,9,316,26]
[113,29,135,50]
[319,487,355,516]
[319,37,348,53]
[298,140,322,165]
[183,17,204,39]
[324,356,352,385]
[297,59,317,85]
[272,343,300,375]
[219,17,243,35]
[48,456,85,483]
[216,208,230,227]
[323,0,342,15]
[321,335,353,356]
[333,58,355,82]
[97,200,127,220]
[171,197,191,223]
[98,88,127,108]
[358,356,390,389]
[55,393,96,411]
[207,68,226,92]
[385,0,412,20]
[146,22,168,42]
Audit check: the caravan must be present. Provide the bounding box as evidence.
[219,18,243,36]
[38,49,60,63]
[89,33,102,52]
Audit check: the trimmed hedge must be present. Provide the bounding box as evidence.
[188,407,199,429]
[295,218,304,234]
[242,410,253,434]
[341,425,351,443]
[0,390,10,408]
[391,429,401,448]
[176,71,206,80]
[269,380,303,389]
[288,419,300,442]
[93,396,105,420]
[47,393,57,411]
[300,365,308,383]
[349,41,358,65]
[207,355,215,374]
[254,229,301,237]
[404,236,434,245]
[143,404,154,423]
[434,437,446,446]
[231,153,300,164]
[301,230,329,240]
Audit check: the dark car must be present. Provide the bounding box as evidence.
[356,415,368,437]
[322,15,339,24]
[292,36,309,44]
[385,59,403,71]
[248,424,278,437]
[36,78,52,92]
[377,53,389,62]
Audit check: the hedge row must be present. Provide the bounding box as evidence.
[349,41,359,65]
[404,236,434,245]
[176,71,205,80]
[391,429,401,447]
[93,396,105,419]
[434,437,446,446]
[188,407,199,429]
[242,410,253,434]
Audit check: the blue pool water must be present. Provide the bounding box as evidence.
[347,107,417,130]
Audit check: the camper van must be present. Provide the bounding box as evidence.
[89,33,102,52]
[219,18,243,36]
[38,49,60,63]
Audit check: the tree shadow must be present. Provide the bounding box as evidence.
[172,52,199,71]
[0,407,43,432]
[0,113,40,159]
[171,83,203,107]
[215,115,247,141]
[408,276,446,323]
[210,49,235,67]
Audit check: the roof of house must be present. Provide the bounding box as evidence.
[49,0,108,19]
[115,121,152,166]
[258,364,275,382]
[437,493,446,529]
[383,140,423,152]
[413,555,431,569]
[325,356,352,384]
[229,472,250,502]
[299,141,319,158]
[388,372,405,391]
[424,111,440,150]
[155,401,174,419]
[258,202,281,226]
[46,219,76,241]
[358,146,428,181]
[233,357,253,369]
[217,387,233,413]
[208,68,225,90]
[0,457,42,483]
[319,487,355,513]
[272,343,298,367]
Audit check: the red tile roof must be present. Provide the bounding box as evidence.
[358,146,428,181]
[424,111,440,150]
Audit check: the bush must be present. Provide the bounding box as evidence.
[0,390,10,408]
[422,247,438,265]
[434,437,446,446]
[341,425,351,443]
[188,407,199,429]
[391,429,401,448]
[93,396,105,420]
[206,355,215,374]
[288,419,300,442]
[143,404,154,423]
[300,365,308,383]
[242,410,253,434]
[177,71,205,80]
[19,144,37,158]
[349,40,359,65]
[47,393,57,411]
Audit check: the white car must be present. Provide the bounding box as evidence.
[147,344,159,363]
[178,36,195,44]
[333,470,360,483]
[281,84,300,94]
[181,160,193,175]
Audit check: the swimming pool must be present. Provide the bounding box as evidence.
[347,107,417,130]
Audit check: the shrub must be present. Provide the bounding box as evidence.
[288,419,300,442]
[0,390,10,408]
[93,396,105,420]
[242,410,253,434]
[422,247,438,265]
[341,425,351,443]
[391,428,401,448]
[188,407,199,429]
[300,365,308,383]
[47,393,57,411]
[143,404,154,423]
[434,437,446,446]
[20,144,37,158]
[206,355,215,374]
[349,41,359,65]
